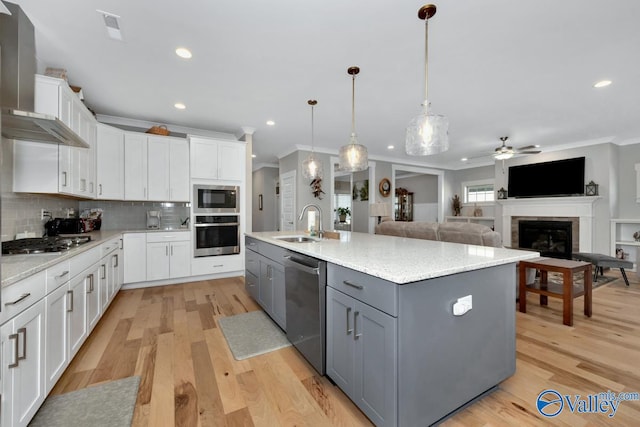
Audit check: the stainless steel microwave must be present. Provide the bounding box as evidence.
[193,185,239,214]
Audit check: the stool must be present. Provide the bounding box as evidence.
[572,252,632,286]
[519,257,592,326]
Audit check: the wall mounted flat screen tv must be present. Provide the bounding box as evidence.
[508,157,585,198]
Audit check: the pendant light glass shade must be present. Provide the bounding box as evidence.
[338,66,368,172]
[406,4,449,156]
[302,100,323,180]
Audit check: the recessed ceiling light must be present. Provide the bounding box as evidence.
[387,145,395,150]
[251,154,257,158]
[593,80,612,88]
[175,47,192,59]
[461,157,468,162]
[266,120,275,126]
[174,102,186,110]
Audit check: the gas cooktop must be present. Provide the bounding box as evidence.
[1,236,92,255]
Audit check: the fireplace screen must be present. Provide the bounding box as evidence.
[518,220,572,258]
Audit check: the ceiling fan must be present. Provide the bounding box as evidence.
[493,136,541,160]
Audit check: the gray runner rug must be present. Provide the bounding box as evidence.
[219,310,291,360]
[29,376,140,427]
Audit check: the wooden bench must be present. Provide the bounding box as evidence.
[518,257,592,326]
[572,252,632,286]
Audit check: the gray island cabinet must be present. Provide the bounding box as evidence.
[245,231,539,426]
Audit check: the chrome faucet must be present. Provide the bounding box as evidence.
[298,204,323,238]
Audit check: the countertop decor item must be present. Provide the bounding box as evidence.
[302,100,323,180]
[379,177,391,197]
[338,66,368,172]
[405,4,449,156]
[633,231,640,242]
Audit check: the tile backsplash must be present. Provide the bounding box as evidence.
[78,201,190,230]
[1,192,80,241]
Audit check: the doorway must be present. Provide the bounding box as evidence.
[391,165,444,223]
[330,157,376,233]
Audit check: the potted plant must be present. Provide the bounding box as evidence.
[336,207,351,223]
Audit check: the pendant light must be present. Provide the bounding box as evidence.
[405,4,449,156]
[302,99,323,180]
[338,66,368,172]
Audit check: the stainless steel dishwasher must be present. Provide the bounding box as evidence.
[283,250,327,375]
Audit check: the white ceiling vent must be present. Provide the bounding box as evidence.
[97,10,123,41]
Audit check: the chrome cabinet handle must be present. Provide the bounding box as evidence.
[113,254,119,267]
[62,171,67,187]
[343,280,364,290]
[346,307,353,335]
[17,327,27,361]
[8,333,19,368]
[171,245,174,256]
[354,311,362,340]
[101,264,107,279]
[90,182,94,193]
[87,274,94,293]
[99,184,103,195]
[119,238,123,250]
[56,271,70,280]
[4,293,31,306]
[67,290,74,312]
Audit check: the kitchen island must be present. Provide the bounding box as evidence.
[246,230,539,426]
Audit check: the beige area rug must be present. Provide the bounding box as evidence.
[545,271,616,289]
[29,376,140,427]
[218,310,291,360]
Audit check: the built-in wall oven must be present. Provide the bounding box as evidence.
[194,215,240,257]
[193,184,239,214]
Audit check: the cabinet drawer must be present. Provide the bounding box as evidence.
[1,270,46,325]
[327,263,398,317]
[258,241,287,264]
[101,237,120,257]
[245,249,260,277]
[245,236,259,252]
[70,246,101,275]
[46,260,71,293]
[146,231,190,243]
[191,254,243,276]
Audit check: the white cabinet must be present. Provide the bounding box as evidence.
[190,136,245,181]
[1,300,46,427]
[67,271,88,357]
[100,237,120,311]
[123,233,147,283]
[44,284,69,393]
[85,265,101,333]
[147,135,189,201]
[96,123,125,199]
[146,232,191,280]
[124,132,148,200]
[13,74,96,199]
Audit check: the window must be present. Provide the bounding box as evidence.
[463,180,494,204]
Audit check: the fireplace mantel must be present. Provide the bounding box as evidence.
[497,196,600,252]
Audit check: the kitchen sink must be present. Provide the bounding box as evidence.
[274,236,318,243]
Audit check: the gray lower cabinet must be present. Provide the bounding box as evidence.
[244,237,286,330]
[327,261,517,427]
[326,286,397,427]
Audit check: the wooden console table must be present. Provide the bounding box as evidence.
[518,257,592,326]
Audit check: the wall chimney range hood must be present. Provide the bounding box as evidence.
[0,1,89,148]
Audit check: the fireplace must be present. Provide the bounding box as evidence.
[518,220,573,259]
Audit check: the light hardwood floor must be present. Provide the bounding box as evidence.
[51,270,640,426]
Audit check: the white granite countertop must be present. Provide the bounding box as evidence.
[1,227,190,288]
[246,230,540,284]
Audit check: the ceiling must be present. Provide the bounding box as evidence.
[8,0,640,170]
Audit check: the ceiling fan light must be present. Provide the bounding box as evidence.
[338,134,368,172]
[406,103,449,155]
[494,152,514,160]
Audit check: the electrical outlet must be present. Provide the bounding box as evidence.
[41,209,51,220]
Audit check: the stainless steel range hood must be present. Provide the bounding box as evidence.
[0,1,89,148]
